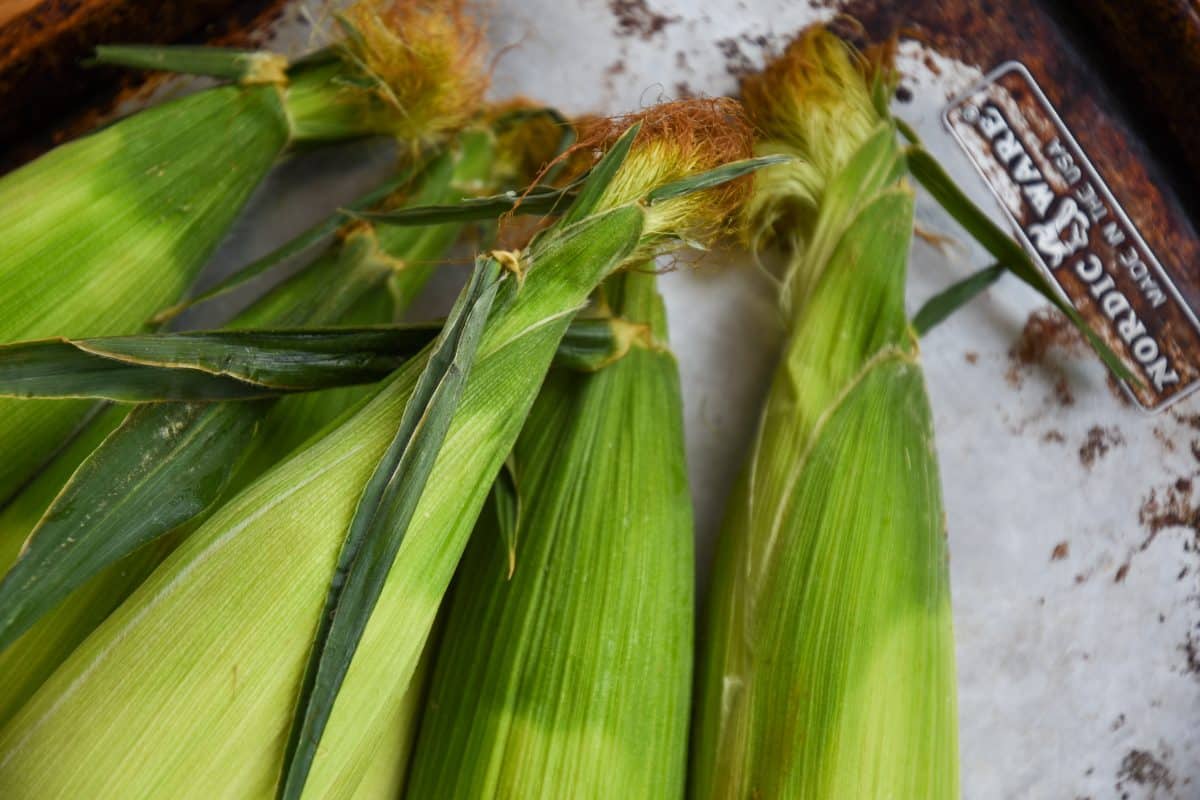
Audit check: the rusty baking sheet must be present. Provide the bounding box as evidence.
[944,63,1200,411]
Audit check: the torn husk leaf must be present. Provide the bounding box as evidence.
[0,0,490,507]
[0,101,755,800]
[406,268,693,799]
[692,28,959,800]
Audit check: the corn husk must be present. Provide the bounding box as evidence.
[0,128,497,728]
[691,30,959,799]
[406,268,693,799]
[0,102,755,799]
[0,0,488,505]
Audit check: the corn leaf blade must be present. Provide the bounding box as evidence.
[0,400,266,653]
[0,315,634,402]
[912,263,1006,336]
[151,171,412,325]
[906,145,1135,383]
[277,258,505,800]
[91,45,284,81]
[0,328,437,401]
[645,155,792,205]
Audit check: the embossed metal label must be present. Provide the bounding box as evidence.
[944,62,1200,411]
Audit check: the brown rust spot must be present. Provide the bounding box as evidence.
[1006,308,1084,403]
[1116,748,1176,795]
[1079,425,1124,469]
[1050,541,1070,561]
[607,0,678,41]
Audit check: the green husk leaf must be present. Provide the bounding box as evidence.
[277,257,505,800]
[150,171,411,325]
[0,130,498,726]
[0,328,440,401]
[645,155,791,205]
[0,82,291,505]
[407,270,693,799]
[91,45,287,83]
[552,317,627,371]
[905,145,1136,384]
[0,401,266,653]
[912,263,1006,336]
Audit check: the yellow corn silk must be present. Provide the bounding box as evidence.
[0,102,753,800]
[692,29,960,800]
[0,0,488,505]
[406,269,693,800]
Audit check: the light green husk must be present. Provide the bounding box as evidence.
[0,129,497,727]
[691,29,959,799]
[0,0,487,505]
[0,108,751,799]
[406,268,693,799]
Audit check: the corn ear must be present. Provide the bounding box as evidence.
[0,107,756,799]
[0,84,289,504]
[0,130,497,728]
[406,268,693,799]
[0,0,489,504]
[692,30,959,799]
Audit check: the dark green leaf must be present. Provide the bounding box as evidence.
[895,117,921,145]
[277,256,505,800]
[0,317,636,402]
[906,145,1138,384]
[645,155,793,206]
[913,264,1006,336]
[0,327,440,401]
[91,45,283,81]
[0,401,266,653]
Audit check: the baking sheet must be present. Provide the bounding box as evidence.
[183,1,1200,796]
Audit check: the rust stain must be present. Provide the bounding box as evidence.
[1079,425,1124,469]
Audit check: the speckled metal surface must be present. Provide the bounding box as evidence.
[44,1,1200,797]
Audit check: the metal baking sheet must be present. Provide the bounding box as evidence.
[138,1,1200,796]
